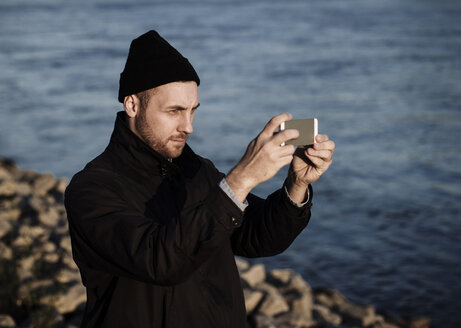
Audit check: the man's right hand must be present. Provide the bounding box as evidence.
[225,113,299,203]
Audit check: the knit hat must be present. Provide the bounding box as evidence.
[118,30,200,103]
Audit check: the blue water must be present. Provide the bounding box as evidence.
[1,0,460,326]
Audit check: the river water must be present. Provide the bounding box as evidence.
[1,0,460,326]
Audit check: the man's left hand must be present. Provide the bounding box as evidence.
[286,134,335,202]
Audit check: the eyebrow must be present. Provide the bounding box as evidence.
[165,102,200,110]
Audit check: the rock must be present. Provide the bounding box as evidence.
[62,254,79,271]
[0,208,21,225]
[339,302,376,327]
[0,219,13,239]
[389,317,431,328]
[43,253,60,264]
[55,178,67,195]
[0,180,17,197]
[19,224,47,240]
[53,284,86,314]
[313,303,342,326]
[314,288,348,309]
[235,256,250,273]
[60,236,72,253]
[33,173,56,197]
[57,269,81,284]
[0,241,13,260]
[0,314,16,328]
[284,289,313,320]
[252,314,277,328]
[267,269,294,286]
[244,288,264,314]
[38,207,61,227]
[18,279,55,301]
[17,255,36,281]
[273,312,314,328]
[240,264,266,288]
[256,282,290,317]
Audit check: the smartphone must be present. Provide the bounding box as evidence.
[280,118,318,146]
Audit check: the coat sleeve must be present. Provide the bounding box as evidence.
[230,184,313,258]
[64,170,243,286]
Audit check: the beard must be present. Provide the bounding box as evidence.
[135,110,188,159]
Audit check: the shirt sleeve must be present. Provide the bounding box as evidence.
[219,178,249,212]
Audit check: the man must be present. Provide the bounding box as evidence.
[65,30,335,328]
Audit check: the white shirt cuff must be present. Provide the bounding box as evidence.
[219,178,249,212]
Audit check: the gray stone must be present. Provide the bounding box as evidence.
[33,173,56,197]
[240,263,266,288]
[0,180,16,196]
[60,236,72,253]
[0,314,16,328]
[19,224,47,239]
[252,314,277,328]
[267,268,294,286]
[284,289,313,320]
[274,312,314,328]
[256,282,290,317]
[285,273,311,294]
[339,302,376,327]
[17,255,36,281]
[0,208,21,224]
[55,178,67,194]
[243,288,264,314]
[235,256,250,273]
[314,288,348,309]
[44,252,60,264]
[313,304,342,326]
[15,182,32,196]
[38,207,61,227]
[53,284,86,314]
[0,219,12,239]
[0,242,13,260]
[18,279,55,300]
[57,269,81,284]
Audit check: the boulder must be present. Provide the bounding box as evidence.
[256,282,290,317]
[240,264,266,288]
[312,303,342,326]
[244,288,264,314]
[52,284,86,314]
[0,314,16,328]
[235,256,250,273]
[33,173,56,197]
[273,312,314,328]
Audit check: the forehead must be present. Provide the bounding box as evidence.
[151,81,199,107]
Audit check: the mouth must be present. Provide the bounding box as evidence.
[170,136,188,145]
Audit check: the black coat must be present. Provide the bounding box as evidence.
[64,112,312,328]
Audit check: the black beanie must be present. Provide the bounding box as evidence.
[118,30,200,103]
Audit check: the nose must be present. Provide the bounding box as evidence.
[179,112,194,135]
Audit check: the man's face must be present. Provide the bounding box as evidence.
[132,81,199,159]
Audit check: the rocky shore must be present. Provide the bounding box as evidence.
[0,158,430,328]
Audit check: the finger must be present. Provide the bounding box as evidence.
[261,113,293,138]
[314,139,335,151]
[271,129,299,146]
[315,134,329,143]
[279,144,296,157]
[307,148,333,161]
[306,154,331,170]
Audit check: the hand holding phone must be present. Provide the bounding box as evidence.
[280,118,318,146]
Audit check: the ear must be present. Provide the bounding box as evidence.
[124,94,139,118]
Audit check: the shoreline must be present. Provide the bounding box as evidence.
[0,157,430,328]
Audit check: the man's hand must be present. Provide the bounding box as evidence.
[226,113,299,202]
[286,134,335,203]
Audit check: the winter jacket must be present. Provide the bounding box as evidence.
[64,111,312,328]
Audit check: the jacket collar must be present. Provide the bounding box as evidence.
[107,111,200,180]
